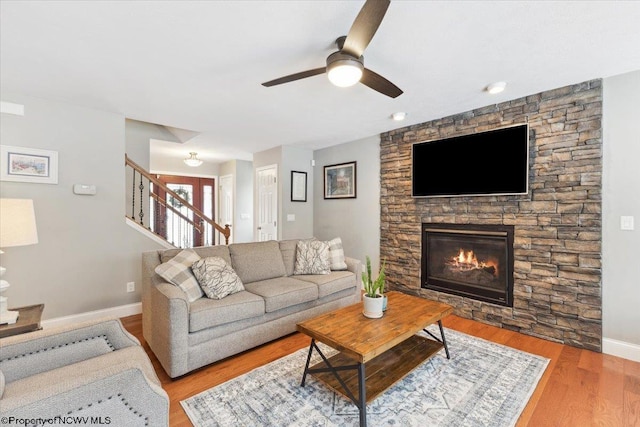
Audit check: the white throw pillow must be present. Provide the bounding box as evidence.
[326,237,348,270]
[294,239,331,275]
[154,249,203,302]
[191,256,244,300]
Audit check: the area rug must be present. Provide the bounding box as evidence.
[181,327,549,426]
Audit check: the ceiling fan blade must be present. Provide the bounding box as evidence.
[341,0,390,58]
[361,68,403,98]
[262,67,326,87]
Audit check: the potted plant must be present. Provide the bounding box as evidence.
[362,256,386,318]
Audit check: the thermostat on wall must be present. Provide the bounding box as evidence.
[73,184,97,195]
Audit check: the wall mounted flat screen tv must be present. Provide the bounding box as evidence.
[412,124,529,198]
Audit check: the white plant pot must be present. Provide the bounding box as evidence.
[363,294,384,318]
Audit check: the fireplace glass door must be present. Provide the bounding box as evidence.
[422,224,514,307]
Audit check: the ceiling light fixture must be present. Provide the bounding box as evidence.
[326,52,364,87]
[183,152,203,167]
[486,81,507,94]
[392,112,407,121]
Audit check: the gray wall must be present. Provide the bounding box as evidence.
[313,135,381,270]
[602,70,640,348]
[281,146,314,240]
[0,94,165,320]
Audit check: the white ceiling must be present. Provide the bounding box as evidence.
[2,1,640,165]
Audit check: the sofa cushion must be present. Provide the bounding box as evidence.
[154,248,203,302]
[294,239,331,275]
[191,256,244,300]
[279,239,299,276]
[295,270,357,299]
[326,237,348,270]
[229,241,287,284]
[161,245,231,266]
[188,291,265,332]
[243,277,318,313]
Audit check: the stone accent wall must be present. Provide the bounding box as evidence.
[380,80,602,351]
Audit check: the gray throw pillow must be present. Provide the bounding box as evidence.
[326,237,348,270]
[294,239,331,275]
[191,256,244,300]
[154,249,203,302]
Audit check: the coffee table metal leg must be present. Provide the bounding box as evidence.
[300,339,315,386]
[423,320,451,360]
[438,320,451,360]
[358,362,367,427]
[299,340,367,426]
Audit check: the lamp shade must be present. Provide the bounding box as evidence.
[0,199,39,247]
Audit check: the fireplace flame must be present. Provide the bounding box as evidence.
[449,249,499,276]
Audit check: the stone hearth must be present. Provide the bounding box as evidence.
[380,79,602,352]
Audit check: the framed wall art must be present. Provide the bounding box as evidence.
[0,145,59,184]
[324,161,356,199]
[291,170,307,202]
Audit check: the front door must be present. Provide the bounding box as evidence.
[153,175,215,247]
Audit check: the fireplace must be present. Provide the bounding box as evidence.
[421,223,514,307]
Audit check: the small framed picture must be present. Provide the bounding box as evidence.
[1,145,59,184]
[324,161,356,199]
[291,171,307,202]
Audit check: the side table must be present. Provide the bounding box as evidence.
[0,304,44,338]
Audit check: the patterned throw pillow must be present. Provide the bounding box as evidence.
[191,256,245,300]
[326,237,348,270]
[154,249,203,302]
[294,239,331,275]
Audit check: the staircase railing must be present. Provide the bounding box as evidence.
[125,154,230,247]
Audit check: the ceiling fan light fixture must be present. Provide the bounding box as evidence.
[184,152,203,167]
[326,52,364,87]
[486,81,507,94]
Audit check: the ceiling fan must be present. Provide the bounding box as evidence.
[261,0,402,98]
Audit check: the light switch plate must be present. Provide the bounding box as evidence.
[620,216,634,230]
[287,214,295,222]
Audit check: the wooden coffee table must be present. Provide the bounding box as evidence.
[296,291,453,427]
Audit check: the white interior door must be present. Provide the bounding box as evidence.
[219,174,233,244]
[256,165,277,241]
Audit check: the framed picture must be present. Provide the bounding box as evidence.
[324,161,356,199]
[291,170,307,202]
[0,145,59,184]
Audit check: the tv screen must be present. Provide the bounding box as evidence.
[412,124,529,198]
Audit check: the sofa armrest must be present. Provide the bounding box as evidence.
[146,282,191,378]
[0,318,140,383]
[0,346,169,426]
[344,257,363,302]
[344,256,362,277]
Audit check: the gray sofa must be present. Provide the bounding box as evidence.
[0,317,169,426]
[142,239,361,378]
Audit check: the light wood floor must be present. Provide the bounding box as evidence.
[121,314,640,426]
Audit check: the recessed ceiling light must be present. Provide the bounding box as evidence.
[392,112,407,121]
[486,81,507,94]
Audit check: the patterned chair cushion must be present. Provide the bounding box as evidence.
[154,249,203,302]
[326,237,348,270]
[294,239,331,275]
[191,256,245,300]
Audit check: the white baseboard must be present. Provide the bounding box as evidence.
[41,303,142,329]
[602,337,640,362]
